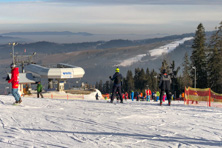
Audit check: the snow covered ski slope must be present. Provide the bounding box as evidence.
[0,95,221,148]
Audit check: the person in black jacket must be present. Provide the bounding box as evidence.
[159,69,172,106]
[109,67,123,103]
[95,93,99,100]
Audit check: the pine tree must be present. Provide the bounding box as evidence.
[104,81,110,93]
[98,80,103,93]
[160,59,170,74]
[207,21,222,93]
[169,61,180,97]
[177,75,183,93]
[150,69,158,91]
[137,68,146,92]
[109,80,113,93]
[95,82,99,89]
[182,52,193,88]
[122,77,127,93]
[190,23,207,88]
[134,68,140,91]
[145,68,152,90]
[125,70,134,93]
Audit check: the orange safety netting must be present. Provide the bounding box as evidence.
[185,87,222,107]
[102,94,110,100]
[43,94,84,100]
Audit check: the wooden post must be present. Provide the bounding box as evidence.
[67,94,68,100]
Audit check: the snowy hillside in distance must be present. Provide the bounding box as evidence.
[0,95,221,148]
[116,37,193,67]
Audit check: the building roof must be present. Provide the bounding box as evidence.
[8,73,36,84]
[24,63,85,79]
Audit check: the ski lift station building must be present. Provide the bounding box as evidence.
[24,63,85,91]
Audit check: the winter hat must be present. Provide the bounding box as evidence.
[10,64,16,68]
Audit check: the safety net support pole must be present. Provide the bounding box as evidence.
[209,88,211,107]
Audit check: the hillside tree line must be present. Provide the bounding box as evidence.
[182,21,222,93]
[96,21,222,96]
[96,60,182,97]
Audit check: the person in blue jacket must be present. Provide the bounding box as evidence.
[131,90,134,101]
[109,67,123,103]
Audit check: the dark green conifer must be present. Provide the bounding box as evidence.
[182,52,193,88]
[207,21,222,93]
[190,23,207,88]
[125,70,134,93]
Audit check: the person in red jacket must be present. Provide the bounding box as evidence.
[146,89,151,102]
[8,64,22,104]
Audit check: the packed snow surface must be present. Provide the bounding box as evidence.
[0,95,221,148]
[117,37,193,67]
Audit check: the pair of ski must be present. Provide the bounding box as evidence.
[12,103,22,106]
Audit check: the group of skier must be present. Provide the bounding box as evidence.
[8,63,171,106]
[109,67,172,106]
[129,90,160,102]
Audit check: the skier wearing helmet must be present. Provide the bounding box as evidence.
[109,67,123,103]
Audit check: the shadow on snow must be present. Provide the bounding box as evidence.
[22,128,221,147]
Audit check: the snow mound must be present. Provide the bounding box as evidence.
[84,89,103,100]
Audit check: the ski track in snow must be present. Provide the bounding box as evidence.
[116,37,193,67]
[0,95,222,148]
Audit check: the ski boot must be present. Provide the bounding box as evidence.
[168,101,171,106]
[18,98,22,103]
[13,100,19,105]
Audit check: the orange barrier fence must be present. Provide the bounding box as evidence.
[102,94,110,100]
[43,93,84,100]
[185,87,222,107]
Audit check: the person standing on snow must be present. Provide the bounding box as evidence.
[122,93,125,101]
[8,64,22,104]
[109,67,123,103]
[146,88,151,102]
[159,69,172,106]
[131,91,134,101]
[152,91,155,100]
[37,81,44,98]
[95,92,99,100]
[135,91,139,101]
[156,91,160,101]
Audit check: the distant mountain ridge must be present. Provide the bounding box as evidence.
[0,32,215,94]
[1,31,93,36]
[0,33,195,56]
[0,35,26,44]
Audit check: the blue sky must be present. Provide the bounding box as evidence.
[0,0,222,35]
